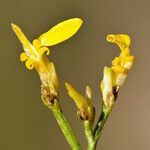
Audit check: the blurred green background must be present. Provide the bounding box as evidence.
[0,0,149,149]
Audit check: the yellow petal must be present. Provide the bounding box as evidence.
[38,18,83,46]
[32,39,42,49]
[112,57,120,66]
[106,34,130,51]
[20,52,29,62]
[122,55,135,63]
[25,58,36,70]
[116,34,130,48]
[106,34,116,43]
[11,23,39,58]
[120,48,130,57]
[65,82,87,109]
[111,66,126,74]
[38,47,50,56]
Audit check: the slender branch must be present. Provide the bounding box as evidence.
[84,121,96,150]
[94,107,111,142]
[51,99,81,150]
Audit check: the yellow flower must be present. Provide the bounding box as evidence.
[11,18,83,102]
[101,34,135,108]
[11,18,83,71]
[65,83,94,122]
[106,34,135,89]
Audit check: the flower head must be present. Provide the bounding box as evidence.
[101,34,135,108]
[65,83,94,122]
[11,18,83,105]
[11,18,83,71]
[106,34,135,89]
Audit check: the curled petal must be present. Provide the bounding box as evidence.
[107,34,130,51]
[122,55,135,63]
[120,48,130,57]
[112,57,120,66]
[111,66,126,74]
[32,39,42,49]
[38,47,50,56]
[106,34,116,43]
[116,34,130,48]
[20,52,29,62]
[25,58,36,70]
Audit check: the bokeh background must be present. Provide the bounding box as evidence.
[0,0,149,149]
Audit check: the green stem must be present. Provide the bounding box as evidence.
[87,142,97,150]
[51,100,81,150]
[84,121,96,150]
[83,107,111,150]
[94,107,111,142]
